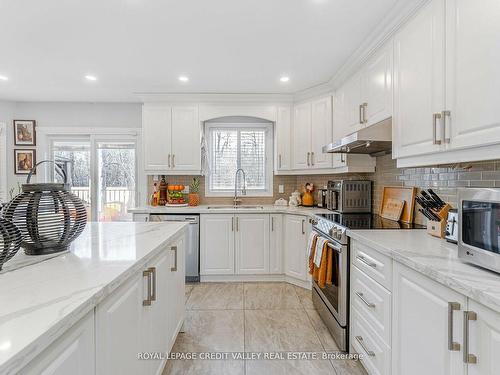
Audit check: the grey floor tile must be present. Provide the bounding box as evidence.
[163,358,244,375]
[294,285,315,309]
[246,353,336,375]
[305,309,340,351]
[245,309,323,352]
[184,285,193,303]
[244,282,302,309]
[174,310,244,352]
[330,358,368,375]
[186,282,243,310]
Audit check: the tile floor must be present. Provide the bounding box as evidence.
[163,282,367,375]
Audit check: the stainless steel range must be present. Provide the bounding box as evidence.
[311,212,425,352]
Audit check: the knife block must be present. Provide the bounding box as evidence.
[426,204,452,238]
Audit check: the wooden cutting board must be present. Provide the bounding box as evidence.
[380,198,405,221]
[380,186,417,223]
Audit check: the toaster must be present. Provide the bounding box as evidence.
[445,208,458,244]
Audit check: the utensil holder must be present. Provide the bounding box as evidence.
[426,203,452,239]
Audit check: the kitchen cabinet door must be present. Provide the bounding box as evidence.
[362,41,393,127]
[310,96,333,169]
[169,236,185,350]
[19,312,95,375]
[200,214,235,275]
[333,86,347,141]
[235,214,270,274]
[269,214,283,274]
[445,0,500,151]
[284,215,308,281]
[292,102,312,169]
[96,273,147,375]
[393,0,445,158]
[343,71,364,136]
[467,300,500,375]
[143,104,172,171]
[170,106,201,172]
[392,263,466,375]
[275,106,292,171]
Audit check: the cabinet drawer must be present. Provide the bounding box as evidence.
[351,307,391,375]
[351,265,392,346]
[352,240,392,290]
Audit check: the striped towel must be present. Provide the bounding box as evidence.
[314,237,327,267]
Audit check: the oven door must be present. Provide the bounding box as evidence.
[311,231,349,327]
[458,188,500,273]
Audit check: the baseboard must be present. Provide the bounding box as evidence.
[200,274,312,289]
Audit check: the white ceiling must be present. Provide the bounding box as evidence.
[0,0,409,102]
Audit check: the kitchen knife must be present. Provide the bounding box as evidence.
[421,191,440,209]
[428,189,446,207]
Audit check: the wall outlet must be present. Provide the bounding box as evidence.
[279,185,284,194]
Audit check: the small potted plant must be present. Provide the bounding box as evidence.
[188,177,200,206]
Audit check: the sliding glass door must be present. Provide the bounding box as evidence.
[50,136,137,222]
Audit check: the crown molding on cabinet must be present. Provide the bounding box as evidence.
[136,92,294,104]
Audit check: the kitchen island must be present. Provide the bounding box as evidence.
[0,221,187,375]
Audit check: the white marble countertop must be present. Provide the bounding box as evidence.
[0,221,187,375]
[348,229,500,314]
[129,204,330,216]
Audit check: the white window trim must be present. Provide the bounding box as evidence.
[204,122,274,197]
[37,126,145,220]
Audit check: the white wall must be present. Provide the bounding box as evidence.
[0,101,142,198]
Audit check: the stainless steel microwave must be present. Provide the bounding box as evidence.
[458,188,500,273]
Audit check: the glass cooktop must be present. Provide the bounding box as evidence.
[317,213,426,230]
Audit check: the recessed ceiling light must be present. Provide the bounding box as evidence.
[178,75,189,82]
[280,76,290,83]
[0,75,8,81]
[85,75,97,81]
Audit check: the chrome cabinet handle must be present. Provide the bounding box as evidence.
[311,152,315,166]
[463,311,477,364]
[442,110,451,143]
[172,154,175,168]
[168,154,171,168]
[341,153,346,163]
[362,103,368,124]
[356,255,377,268]
[149,267,156,301]
[235,217,239,232]
[271,217,274,231]
[231,217,234,232]
[301,219,305,235]
[355,336,375,357]
[171,246,178,272]
[142,269,152,306]
[278,154,282,169]
[448,302,461,351]
[433,113,442,145]
[359,104,363,124]
[307,152,310,166]
[355,292,375,308]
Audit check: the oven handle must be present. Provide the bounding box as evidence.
[326,241,343,254]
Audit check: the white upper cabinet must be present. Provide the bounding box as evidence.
[292,96,333,170]
[142,104,201,174]
[445,0,500,150]
[338,71,364,139]
[170,106,200,171]
[143,105,172,171]
[393,0,445,158]
[275,106,292,171]
[292,102,312,170]
[311,97,333,169]
[362,42,393,127]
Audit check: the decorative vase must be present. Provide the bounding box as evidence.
[0,217,22,270]
[2,161,87,255]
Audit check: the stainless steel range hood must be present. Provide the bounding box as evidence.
[322,118,392,156]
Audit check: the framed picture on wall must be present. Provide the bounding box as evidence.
[14,149,36,175]
[13,120,36,146]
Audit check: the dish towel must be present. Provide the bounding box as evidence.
[314,237,327,268]
[313,242,329,288]
[308,233,319,275]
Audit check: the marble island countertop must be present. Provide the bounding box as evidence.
[0,221,187,375]
[129,204,330,216]
[348,229,500,314]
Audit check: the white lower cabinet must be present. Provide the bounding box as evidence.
[235,214,270,274]
[283,214,309,281]
[19,312,95,375]
[392,262,467,375]
[200,214,235,275]
[269,214,283,274]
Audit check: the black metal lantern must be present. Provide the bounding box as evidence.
[0,217,22,270]
[2,161,87,255]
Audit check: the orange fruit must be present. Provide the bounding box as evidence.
[179,184,185,191]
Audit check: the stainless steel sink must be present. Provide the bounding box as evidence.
[207,205,264,210]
